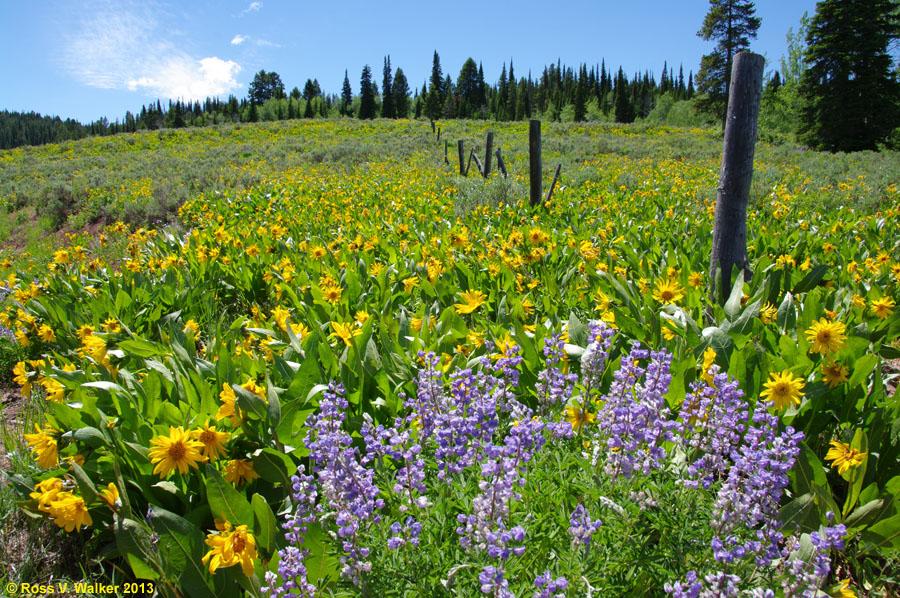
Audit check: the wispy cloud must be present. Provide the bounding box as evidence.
[62,2,242,101]
[241,2,262,15]
[231,34,248,45]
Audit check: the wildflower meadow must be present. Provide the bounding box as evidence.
[1,119,899,597]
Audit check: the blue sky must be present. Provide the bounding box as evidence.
[0,0,817,123]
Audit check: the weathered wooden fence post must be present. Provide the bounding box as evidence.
[458,140,466,175]
[483,132,494,179]
[430,119,435,134]
[709,51,764,302]
[471,149,485,178]
[546,163,562,205]
[437,126,441,142]
[529,120,542,207]
[496,148,507,178]
[444,140,449,165]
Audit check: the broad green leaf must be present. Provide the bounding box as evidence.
[251,493,279,555]
[205,465,254,527]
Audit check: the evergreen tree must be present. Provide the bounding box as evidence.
[426,51,444,120]
[614,68,635,123]
[457,58,480,118]
[341,70,353,116]
[441,75,457,118]
[248,70,285,104]
[507,60,518,120]
[393,68,410,118]
[695,0,761,127]
[382,56,395,118]
[359,65,377,119]
[799,0,900,151]
[573,65,588,122]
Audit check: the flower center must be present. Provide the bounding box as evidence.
[168,441,186,461]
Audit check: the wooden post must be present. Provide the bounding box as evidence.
[430,120,435,134]
[483,132,494,179]
[444,140,449,165]
[465,148,474,176]
[545,163,562,205]
[437,126,441,142]
[709,51,764,302]
[458,140,465,175]
[529,120,542,207]
[471,150,485,178]
[496,148,507,178]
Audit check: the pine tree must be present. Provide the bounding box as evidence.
[393,68,410,118]
[696,0,761,127]
[341,70,353,117]
[426,51,444,120]
[359,65,377,120]
[798,0,900,151]
[614,68,635,123]
[381,56,395,118]
[507,60,518,121]
[457,58,480,118]
[573,65,588,122]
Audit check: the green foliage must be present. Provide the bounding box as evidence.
[798,0,900,152]
[695,0,761,127]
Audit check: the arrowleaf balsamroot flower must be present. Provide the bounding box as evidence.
[564,401,596,432]
[148,426,207,477]
[193,422,230,460]
[454,289,487,314]
[24,423,59,468]
[805,318,847,355]
[202,520,258,577]
[224,458,260,487]
[652,278,684,305]
[760,370,805,411]
[870,296,895,319]
[822,361,849,388]
[47,491,93,532]
[825,441,867,475]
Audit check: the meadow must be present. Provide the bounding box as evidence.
[1,119,899,597]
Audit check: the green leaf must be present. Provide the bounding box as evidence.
[73,426,108,448]
[233,383,268,420]
[115,518,160,580]
[779,493,818,534]
[251,493,279,555]
[567,311,589,347]
[791,442,828,497]
[724,270,744,320]
[792,264,828,294]
[860,513,900,553]
[149,506,217,598]
[848,354,878,390]
[81,381,126,393]
[253,448,295,490]
[70,462,98,504]
[266,376,282,431]
[204,465,254,527]
[776,292,795,332]
[117,339,167,358]
[844,428,869,516]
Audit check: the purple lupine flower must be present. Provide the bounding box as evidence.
[263,465,318,598]
[479,565,514,598]
[568,504,602,545]
[664,570,742,598]
[710,410,804,566]
[536,334,578,411]
[580,322,616,393]
[386,517,424,551]
[533,570,568,598]
[411,351,447,439]
[679,368,749,490]
[304,383,384,585]
[593,344,678,478]
[782,523,846,597]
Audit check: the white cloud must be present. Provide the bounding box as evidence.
[231,34,248,45]
[241,2,262,14]
[62,2,243,101]
[127,57,241,100]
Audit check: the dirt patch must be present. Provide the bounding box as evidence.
[0,384,26,470]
